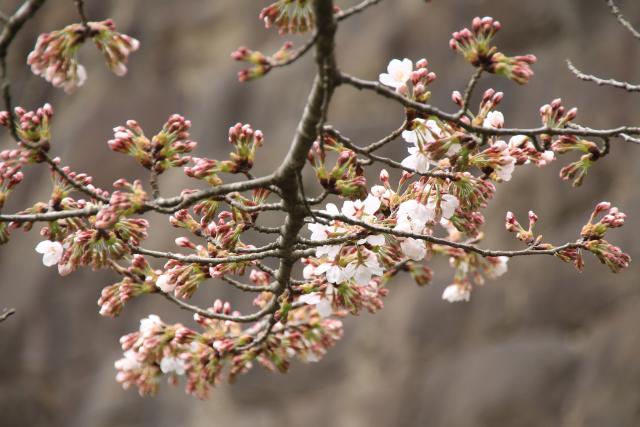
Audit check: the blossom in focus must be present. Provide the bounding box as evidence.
[35,240,63,266]
[379,58,413,91]
[483,111,504,129]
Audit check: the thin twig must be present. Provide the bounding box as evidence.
[567,59,640,92]
[336,0,383,21]
[606,0,640,40]
[0,308,15,322]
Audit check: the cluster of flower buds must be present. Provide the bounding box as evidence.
[260,0,315,34]
[0,104,54,152]
[0,148,29,209]
[98,255,156,317]
[28,20,138,93]
[577,202,630,273]
[184,158,223,186]
[89,19,140,77]
[226,123,263,173]
[109,114,196,173]
[115,307,343,398]
[231,42,294,82]
[49,162,95,207]
[378,58,436,100]
[156,260,208,299]
[505,210,540,244]
[231,46,271,82]
[450,17,536,84]
[536,99,602,187]
[581,202,626,240]
[308,137,367,198]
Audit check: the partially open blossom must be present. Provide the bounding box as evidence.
[28,20,138,93]
[442,283,471,303]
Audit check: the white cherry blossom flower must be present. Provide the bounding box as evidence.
[496,157,516,181]
[442,284,471,303]
[379,58,413,90]
[357,234,386,246]
[400,237,427,261]
[349,252,384,285]
[483,110,504,128]
[114,350,140,371]
[401,146,433,173]
[315,261,355,284]
[427,194,460,220]
[299,287,334,318]
[160,356,186,375]
[35,240,63,267]
[396,199,433,233]
[139,314,162,336]
[156,274,176,293]
[341,194,381,220]
[485,256,509,278]
[401,119,441,144]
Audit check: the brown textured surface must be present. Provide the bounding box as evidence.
[0,1,639,426]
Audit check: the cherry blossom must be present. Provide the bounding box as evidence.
[341,194,381,220]
[349,251,384,284]
[483,110,504,128]
[35,240,63,267]
[298,291,333,318]
[156,274,176,293]
[379,58,413,91]
[400,238,427,261]
[442,284,471,303]
[395,199,433,233]
[160,356,187,375]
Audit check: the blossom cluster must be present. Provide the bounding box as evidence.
[27,19,138,93]
[449,16,536,84]
[0,6,632,402]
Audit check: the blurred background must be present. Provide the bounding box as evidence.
[1,0,639,426]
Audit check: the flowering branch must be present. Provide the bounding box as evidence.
[0,0,634,399]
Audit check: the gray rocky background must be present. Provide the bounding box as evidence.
[0,0,639,426]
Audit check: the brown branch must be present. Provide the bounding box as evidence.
[454,68,484,119]
[567,60,640,92]
[339,72,640,140]
[359,120,407,154]
[313,210,583,258]
[325,125,459,180]
[132,246,281,266]
[158,290,276,323]
[336,0,383,21]
[0,206,98,223]
[73,0,89,27]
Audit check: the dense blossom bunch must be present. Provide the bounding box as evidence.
[27,19,138,93]
[0,0,635,402]
[109,114,196,172]
[449,16,536,84]
[260,0,316,34]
